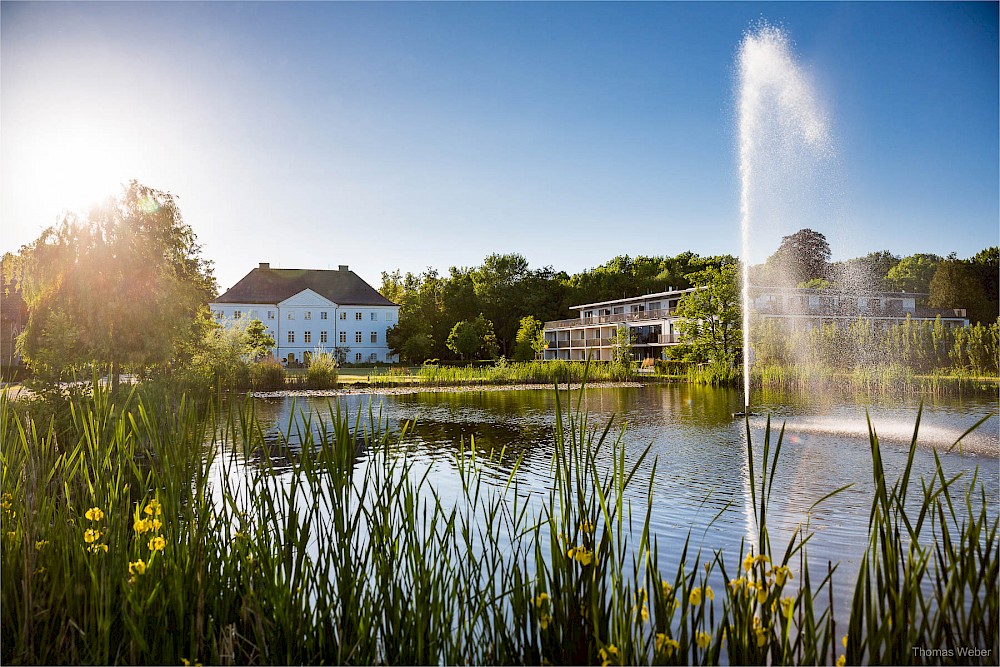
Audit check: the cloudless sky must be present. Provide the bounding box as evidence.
[2,1,997,292]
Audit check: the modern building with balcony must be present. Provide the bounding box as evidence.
[749,286,969,330]
[542,288,695,361]
[541,285,969,362]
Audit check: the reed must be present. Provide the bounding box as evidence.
[0,381,995,665]
[368,359,635,387]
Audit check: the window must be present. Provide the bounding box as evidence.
[355,331,362,343]
[304,331,312,343]
[370,331,377,343]
[339,331,347,343]
[387,312,394,322]
[369,353,378,362]
[267,310,274,320]
[370,312,377,321]
[340,312,347,320]
[320,331,328,343]
[355,312,362,320]
[288,331,295,343]
[288,312,295,320]
[355,352,362,362]
[234,311,242,319]
[321,311,328,320]
[305,311,311,320]
[215,311,223,319]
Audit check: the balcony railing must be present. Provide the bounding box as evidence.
[545,307,677,330]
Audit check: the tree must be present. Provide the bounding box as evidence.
[446,315,499,360]
[929,258,993,325]
[763,228,830,286]
[513,315,547,361]
[386,318,433,363]
[828,250,900,291]
[609,325,634,366]
[446,321,480,360]
[885,253,942,294]
[675,262,742,366]
[471,253,530,356]
[244,319,276,361]
[10,181,215,388]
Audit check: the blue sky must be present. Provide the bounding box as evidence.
[2,2,997,292]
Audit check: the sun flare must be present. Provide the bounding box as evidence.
[12,121,135,217]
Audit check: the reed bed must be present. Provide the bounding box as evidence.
[367,359,633,388]
[0,382,995,665]
[752,363,998,396]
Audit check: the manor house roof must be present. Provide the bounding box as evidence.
[213,264,396,307]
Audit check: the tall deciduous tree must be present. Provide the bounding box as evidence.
[763,228,831,286]
[929,256,993,325]
[10,181,215,387]
[675,263,743,366]
[886,253,942,294]
[446,315,499,361]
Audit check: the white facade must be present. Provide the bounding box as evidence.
[209,265,400,365]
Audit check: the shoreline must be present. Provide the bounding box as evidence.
[249,380,645,399]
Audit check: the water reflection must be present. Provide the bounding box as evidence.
[226,384,997,610]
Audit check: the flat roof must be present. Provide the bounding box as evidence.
[571,287,698,311]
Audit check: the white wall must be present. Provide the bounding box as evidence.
[208,292,400,363]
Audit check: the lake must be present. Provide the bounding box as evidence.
[234,383,998,608]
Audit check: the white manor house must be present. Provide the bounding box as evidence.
[209,263,400,365]
[542,286,969,362]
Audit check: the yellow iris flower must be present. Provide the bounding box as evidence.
[85,507,105,522]
[696,631,711,649]
[148,535,166,552]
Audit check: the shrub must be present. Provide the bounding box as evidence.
[306,351,338,389]
[250,359,286,391]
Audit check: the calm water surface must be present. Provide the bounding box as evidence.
[237,384,998,607]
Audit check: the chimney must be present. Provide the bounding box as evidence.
[338,265,349,272]
[259,262,270,269]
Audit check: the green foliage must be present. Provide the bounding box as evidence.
[609,325,634,368]
[407,359,632,386]
[249,358,286,391]
[243,319,276,361]
[513,315,547,362]
[796,277,833,289]
[446,315,499,360]
[675,262,742,366]
[2,385,993,665]
[828,250,900,292]
[305,350,339,389]
[8,182,215,386]
[378,251,734,362]
[762,228,831,285]
[750,315,1000,388]
[386,317,433,363]
[886,253,942,294]
[930,252,1000,325]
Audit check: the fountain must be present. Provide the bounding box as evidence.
[736,24,833,411]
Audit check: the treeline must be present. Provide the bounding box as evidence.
[379,251,736,363]
[753,229,999,324]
